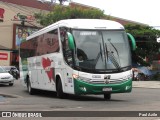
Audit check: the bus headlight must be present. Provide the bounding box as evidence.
[123,75,132,80]
[73,74,91,83]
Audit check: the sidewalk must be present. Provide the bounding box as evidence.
[133,81,160,89]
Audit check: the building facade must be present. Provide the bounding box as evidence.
[0,0,50,66]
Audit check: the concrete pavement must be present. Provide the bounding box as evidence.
[133,81,160,89]
[0,80,160,98]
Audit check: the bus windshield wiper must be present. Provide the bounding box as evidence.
[108,52,121,70]
[107,39,121,66]
[105,43,121,70]
[105,43,120,69]
[105,43,108,61]
[99,43,103,61]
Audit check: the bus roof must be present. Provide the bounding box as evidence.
[27,19,124,40]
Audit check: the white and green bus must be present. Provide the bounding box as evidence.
[20,19,136,100]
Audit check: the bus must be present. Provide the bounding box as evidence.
[19,19,136,100]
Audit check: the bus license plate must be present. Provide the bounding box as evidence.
[103,87,112,92]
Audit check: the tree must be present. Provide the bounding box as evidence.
[35,5,105,26]
[125,24,160,66]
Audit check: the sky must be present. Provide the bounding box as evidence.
[71,0,160,28]
[45,0,160,28]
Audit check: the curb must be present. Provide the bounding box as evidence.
[0,93,23,98]
[133,81,160,89]
[133,86,160,89]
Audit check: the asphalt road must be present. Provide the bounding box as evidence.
[0,80,160,120]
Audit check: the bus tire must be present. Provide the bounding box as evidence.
[104,93,111,100]
[27,79,35,95]
[56,78,66,99]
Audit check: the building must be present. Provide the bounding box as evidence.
[0,0,146,67]
[0,0,51,66]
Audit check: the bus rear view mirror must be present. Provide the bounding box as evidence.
[127,33,136,51]
[67,32,75,50]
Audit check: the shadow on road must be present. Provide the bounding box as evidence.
[0,84,13,87]
[22,89,126,102]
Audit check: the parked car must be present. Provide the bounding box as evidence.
[1,66,19,80]
[0,66,15,86]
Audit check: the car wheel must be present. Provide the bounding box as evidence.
[104,93,111,100]
[9,83,14,86]
[15,74,18,80]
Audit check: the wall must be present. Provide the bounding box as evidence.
[0,50,10,65]
[0,1,47,66]
[0,1,46,49]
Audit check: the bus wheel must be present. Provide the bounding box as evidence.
[104,93,111,100]
[56,79,66,99]
[27,79,35,95]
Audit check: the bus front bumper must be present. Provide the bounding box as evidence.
[74,79,132,95]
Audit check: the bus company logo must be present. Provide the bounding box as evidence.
[42,57,54,82]
[104,75,111,84]
[104,75,111,79]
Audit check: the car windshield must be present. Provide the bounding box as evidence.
[73,30,131,73]
[2,66,11,71]
[0,67,7,73]
[2,66,18,71]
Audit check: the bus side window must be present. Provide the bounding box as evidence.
[35,29,59,56]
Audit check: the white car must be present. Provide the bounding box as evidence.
[2,66,19,79]
[0,66,14,86]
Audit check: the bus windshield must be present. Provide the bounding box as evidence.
[72,30,131,73]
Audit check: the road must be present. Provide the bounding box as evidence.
[0,80,160,120]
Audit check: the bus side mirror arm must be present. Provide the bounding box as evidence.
[67,32,75,50]
[127,33,136,51]
[66,32,76,69]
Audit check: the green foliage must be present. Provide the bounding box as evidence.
[125,24,160,66]
[35,5,105,26]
